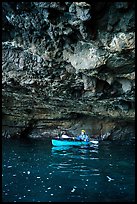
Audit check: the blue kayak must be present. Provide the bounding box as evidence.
[52,138,90,146]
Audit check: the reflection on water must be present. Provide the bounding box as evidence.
[52,145,72,152]
[2,138,135,202]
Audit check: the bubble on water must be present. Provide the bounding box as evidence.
[50,194,54,196]
[27,171,30,174]
[47,177,49,180]
[13,174,16,177]
[23,172,25,174]
[95,181,98,184]
[59,186,62,188]
[123,187,127,190]
[37,177,40,179]
[23,195,26,198]
[86,179,89,181]
[27,189,31,192]
[18,197,22,199]
[49,172,52,175]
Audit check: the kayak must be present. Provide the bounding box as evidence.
[52,138,90,146]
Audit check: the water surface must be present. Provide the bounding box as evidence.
[2,138,135,202]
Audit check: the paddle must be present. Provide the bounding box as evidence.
[90,140,99,144]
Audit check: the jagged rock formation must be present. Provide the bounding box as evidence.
[2,2,135,140]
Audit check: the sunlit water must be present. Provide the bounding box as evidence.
[2,138,135,202]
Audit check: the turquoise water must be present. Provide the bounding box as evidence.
[2,138,135,202]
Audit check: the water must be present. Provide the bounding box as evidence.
[2,138,135,202]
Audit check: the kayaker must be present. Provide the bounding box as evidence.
[76,130,89,142]
[61,131,70,139]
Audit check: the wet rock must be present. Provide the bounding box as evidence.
[63,41,108,71]
[69,2,91,21]
[111,122,135,140]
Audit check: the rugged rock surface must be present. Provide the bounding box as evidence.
[2,2,135,140]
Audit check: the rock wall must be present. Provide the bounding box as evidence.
[2,2,135,140]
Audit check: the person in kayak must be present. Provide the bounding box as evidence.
[61,131,70,139]
[76,130,89,142]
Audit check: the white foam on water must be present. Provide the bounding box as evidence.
[7,166,12,168]
[47,187,51,190]
[27,171,30,174]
